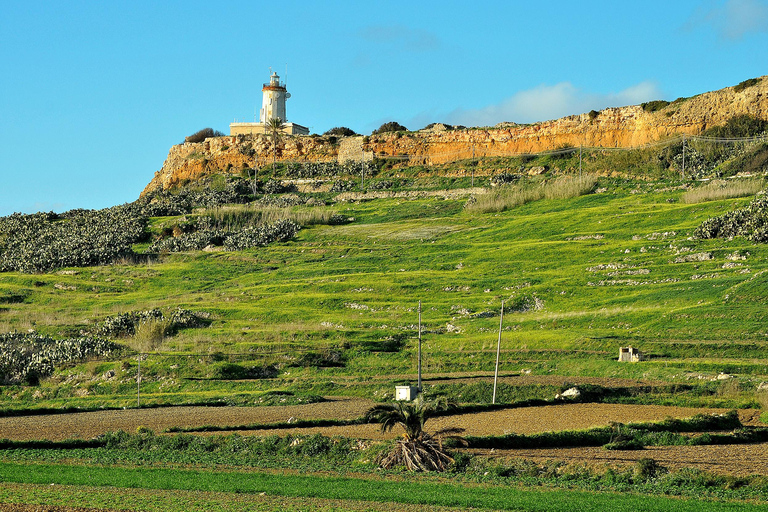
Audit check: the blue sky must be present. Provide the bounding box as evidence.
[1,0,767,216]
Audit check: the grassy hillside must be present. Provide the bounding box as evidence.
[1,169,767,411]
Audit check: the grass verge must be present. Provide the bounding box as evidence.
[1,462,766,512]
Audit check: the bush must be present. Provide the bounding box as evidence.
[490,173,522,186]
[694,193,768,241]
[211,362,279,380]
[98,308,210,338]
[367,180,394,191]
[323,127,356,137]
[372,121,408,135]
[635,458,665,480]
[149,229,226,253]
[184,127,225,143]
[0,333,120,384]
[0,206,148,273]
[641,100,670,113]
[223,219,300,251]
[702,114,768,138]
[263,179,291,194]
[331,180,356,193]
[733,77,761,93]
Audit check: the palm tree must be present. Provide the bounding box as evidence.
[365,396,466,472]
[267,117,286,169]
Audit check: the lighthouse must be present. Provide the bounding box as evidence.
[260,72,289,123]
[230,70,309,136]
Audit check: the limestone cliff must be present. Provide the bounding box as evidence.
[142,76,768,196]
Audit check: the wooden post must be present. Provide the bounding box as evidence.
[492,300,504,404]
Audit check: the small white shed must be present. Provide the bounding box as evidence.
[395,385,420,401]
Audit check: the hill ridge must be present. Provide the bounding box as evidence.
[143,76,768,195]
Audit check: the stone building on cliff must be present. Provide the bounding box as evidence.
[230,71,309,136]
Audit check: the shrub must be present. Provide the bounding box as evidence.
[211,362,279,380]
[290,350,345,368]
[131,318,173,352]
[184,127,225,143]
[490,173,522,186]
[694,193,768,241]
[263,179,291,194]
[635,458,665,480]
[149,229,226,253]
[331,180,356,193]
[588,110,599,120]
[717,143,768,177]
[323,127,356,137]
[641,100,670,113]
[372,121,408,135]
[702,114,768,138]
[223,219,300,251]
[98,308,210,338]
[367,180,394,191]
[0,206,148,273]
[0,333,120,384]
[733,77,761,93]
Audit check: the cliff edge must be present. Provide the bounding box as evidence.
[142,76,768,197]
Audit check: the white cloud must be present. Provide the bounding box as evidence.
[688,0,768,40]
[439,81,663,127]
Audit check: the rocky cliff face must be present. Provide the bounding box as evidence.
[142,76,768,196]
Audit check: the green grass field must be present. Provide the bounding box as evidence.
[1,461,768,512]
[1,176,766,409]
[2,165,768,510]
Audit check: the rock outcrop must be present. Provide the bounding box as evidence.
[142,77,768,196]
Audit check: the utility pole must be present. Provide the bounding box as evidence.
[137,354,141,408]
[579,145,582,176]
[417,300,422,391]
[682,134,686,179]
[361,159,366,190]
[492,300,504,404]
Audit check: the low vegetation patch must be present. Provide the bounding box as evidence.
[695,192,768,241]
[466,174,597,213]
[0,333,120,385]
[680,179,764,203]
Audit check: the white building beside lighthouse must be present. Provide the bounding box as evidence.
[230,71,309,136]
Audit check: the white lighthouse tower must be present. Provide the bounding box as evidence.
[260,72,289,123]
[230,70,309,136]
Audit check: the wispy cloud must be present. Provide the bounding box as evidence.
[358,25,440,52]
[687,0,768,40]
[437,81,663,127]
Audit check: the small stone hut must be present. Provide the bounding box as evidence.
[618,346,644,362]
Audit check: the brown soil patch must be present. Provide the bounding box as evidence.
[479,443,768,477]
[0,397,374,442]
[2,399,765,476]
[0,400,738,441]
[230,403,735,440]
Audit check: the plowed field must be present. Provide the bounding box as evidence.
[1,400,766,476]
